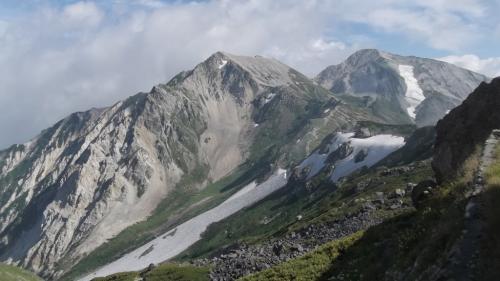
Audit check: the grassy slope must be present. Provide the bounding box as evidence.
[241,147,495,281]
[61,162,265,280]
[92,263,209,281]
[239,232,364,281]
[478,144,500,280]
[241,175,467,281]
[0,263,42,281]
[178,161,433,261]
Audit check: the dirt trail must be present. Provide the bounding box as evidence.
[444,129,499,281]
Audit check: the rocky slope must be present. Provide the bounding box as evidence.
[0,50,492,281]
[0,52,370,279]
[433,77,500,183]
[316,49,488,126]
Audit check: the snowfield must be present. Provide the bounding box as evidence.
[298,133,405,182]
[398,65,425,119]
[77,169,288,281]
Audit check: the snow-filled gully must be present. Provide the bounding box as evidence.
[398,65,425,119]
[78,169,288,281]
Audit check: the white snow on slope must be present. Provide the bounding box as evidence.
[398,65,426,119]
[329,134,405,182]
[263,93,276,104]
[298,133,353,179]
[218,59,228,69]
[298,133,405,182]
[78,169,288,281]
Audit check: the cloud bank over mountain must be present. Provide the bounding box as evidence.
[0,0,498,148]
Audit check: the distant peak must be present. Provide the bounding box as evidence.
[196,51,296,87]
[343,48,390,66]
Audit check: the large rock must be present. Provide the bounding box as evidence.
[411,180,437,208]
[432,77,500,183]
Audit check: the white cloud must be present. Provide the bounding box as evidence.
[133,0,167,9]
[0,0,358,148]
[62,2,103,27]
[326,0,487,51]
[439,55,500,77]
[0,0,497,148]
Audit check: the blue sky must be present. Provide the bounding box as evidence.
[0,0,499,147]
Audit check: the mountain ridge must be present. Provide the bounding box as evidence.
[315,48,489,126]
[0,50,492,280]
[0,51,367,279]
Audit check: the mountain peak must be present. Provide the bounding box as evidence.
[194,51,296,87]
[342,48,390,67]
[315,49,488,127]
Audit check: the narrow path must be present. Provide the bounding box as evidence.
[444,129,499,281]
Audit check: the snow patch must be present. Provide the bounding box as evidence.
[218,59,227,69]
[297,133,405,182]
[263,93,276,104]
[329,134,405,182]
[398,65,425,119]
[78,168,288,281]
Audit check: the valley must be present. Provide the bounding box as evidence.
[0,49,497,281]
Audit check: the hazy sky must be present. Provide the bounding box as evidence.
[0,0,499,148]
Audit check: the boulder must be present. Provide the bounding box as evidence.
[411,179,437,208]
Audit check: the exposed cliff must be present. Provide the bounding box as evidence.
[433,77,500,183]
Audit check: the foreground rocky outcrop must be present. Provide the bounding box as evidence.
[438,130,500,281]
[433,77,500,183]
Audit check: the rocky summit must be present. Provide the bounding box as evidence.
[316,49,488,127]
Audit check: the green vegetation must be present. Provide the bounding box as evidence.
[239,232,363,281]
[485,144,500,186]
[478,143,500,280]
[0,263,42,281]
[93,263,209,281]
[178,179,333,260]
[356,120,416,137]
[324,180,466,280]
[179,161,433,261]
[61,163,260,280]
[233,171,467,281]
[291,162,433,230]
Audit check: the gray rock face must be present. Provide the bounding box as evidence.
[315,49,488,127]
[0,52,366,278]
[433,77,500,183]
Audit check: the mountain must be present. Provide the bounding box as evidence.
[174,77,500,281]
[1,49,493,281]
[0,52,372,279]
[315,49,488,126]
[433,77,500,183]
[0,263,42,281]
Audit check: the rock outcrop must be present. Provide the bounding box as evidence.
[433,77,500,183]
